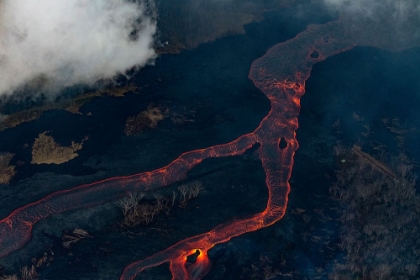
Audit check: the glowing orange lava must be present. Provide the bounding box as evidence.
[1,17,417,280]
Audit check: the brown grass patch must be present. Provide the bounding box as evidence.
[0,152,15,185]
[31,132,87,164]
[124,105,166,136]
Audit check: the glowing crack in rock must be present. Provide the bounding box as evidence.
[1,17,420,280]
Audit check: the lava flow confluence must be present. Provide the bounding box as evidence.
[0,20,352,279]
[119,17,420,280]
[120,19,382,279]
[119,21,358,280]
[2,16,417,280]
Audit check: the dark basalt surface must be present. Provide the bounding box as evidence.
[0,5,331,278]
[2,5,419,280]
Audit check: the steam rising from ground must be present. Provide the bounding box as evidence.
[0,0,157,96]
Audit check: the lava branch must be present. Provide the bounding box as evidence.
[0,20,332,278]
[120,137,298,280]
[0,133,256,259]
[119,17,420,278]
[2,16,411,280]
[119,84,301,280]
[119,19,363,280]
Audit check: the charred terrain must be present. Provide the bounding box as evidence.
[1,1,420,279]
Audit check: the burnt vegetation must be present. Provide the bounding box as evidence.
[330,145,420,279]
[124,105,166,136]
[116,181,204,227]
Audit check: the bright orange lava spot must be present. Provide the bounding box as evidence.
[0,19,369,280]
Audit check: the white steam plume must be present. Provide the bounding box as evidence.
[0,0,157,96]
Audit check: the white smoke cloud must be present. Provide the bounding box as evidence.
[0,0,157,96]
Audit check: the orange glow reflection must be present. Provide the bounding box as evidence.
[0,19,370,280]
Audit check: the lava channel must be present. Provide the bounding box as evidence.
[2,17,417,280]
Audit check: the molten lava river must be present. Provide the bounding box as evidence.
[1,18,419,279]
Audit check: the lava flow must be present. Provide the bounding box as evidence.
[1,16,420,280]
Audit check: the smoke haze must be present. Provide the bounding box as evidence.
[323,0,420,19]
[0,0,157,96]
